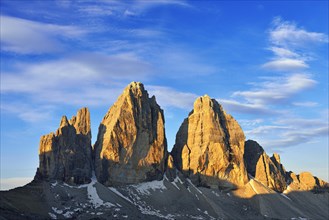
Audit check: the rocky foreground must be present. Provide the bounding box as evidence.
[1,82,328,220]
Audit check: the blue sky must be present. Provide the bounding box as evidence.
[1,0,328,190]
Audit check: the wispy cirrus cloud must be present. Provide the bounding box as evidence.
[233,73,316,105]
[148,86,198,110]
[218,99,275,115]
[262,17,328,72]
[75,0,190,17]
[262,59,308,71]
[269,17,328,47]
[1,52,153,108]
[292,101,318,107]
[245,116,328,149]
[0,15,87,54]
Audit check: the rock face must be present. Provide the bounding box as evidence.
[244,140,287,192]
[94,82,167,186]
[287,171,329,191]
[171,95,248,188]
[36,108,92,184]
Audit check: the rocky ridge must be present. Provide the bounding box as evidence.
[1,81,328,220]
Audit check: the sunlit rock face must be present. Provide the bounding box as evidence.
[171,95,248,189]
[244,140,287,192]
[94,82,168,186]
[36,108,92,184]
[287,171,329,191]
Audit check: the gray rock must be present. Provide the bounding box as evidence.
[36,107,92,184]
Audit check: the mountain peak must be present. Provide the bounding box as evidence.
[94,82,167,186]
[172,95,248,188]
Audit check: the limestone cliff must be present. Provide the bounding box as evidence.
[94,82,167,186]
[36,107,92,184]
[287,171,329,191]
[171,95,248,188]
[244,140,287,192]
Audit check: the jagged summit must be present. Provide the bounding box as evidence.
[3,82,327,220]
[36,107,92,185]
[172,95,248,189]
[94,82,167,186]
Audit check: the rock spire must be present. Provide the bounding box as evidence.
[171,95,248,189]
[244,140,287,192]
[94,82,168,186]
[36,107,92,184]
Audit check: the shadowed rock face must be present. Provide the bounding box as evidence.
[171,95,248,189]
[244,140,287,192]
[36,108,92,184]
[94,82,167,186]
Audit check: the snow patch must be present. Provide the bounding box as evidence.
[48,212,57,219]
[174,176,184,184]
[87,181,103,208]
[52,207,63,214]
[63,211,74,218]
[195,194,199,200]
[186,179,203,194]
[51,181,58,187]
[171,181,180,190]
[109,187,134,203]
[281,193,292,201]
[212,191,220,197]
[133,180,167,195]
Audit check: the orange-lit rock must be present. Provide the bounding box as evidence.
[172,95,248,189]
[94,82,167,186]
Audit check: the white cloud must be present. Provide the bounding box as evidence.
[262,18,328,72]
[233,73,316,105]
[0,15,86,54]
[245,117,328,149]
[270,17,328,48]
[75,0,190,18]
[245,125,291,136]
[1,103,55,123]
[1,52,152,94]
[78,5,113,16]
[0,177,32,191]
[269,46,299,58]
[147,86,198,110]
[262,58,308,71]
[292,101,318,107]
[1,52,153,109]
[218,99,275,115]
